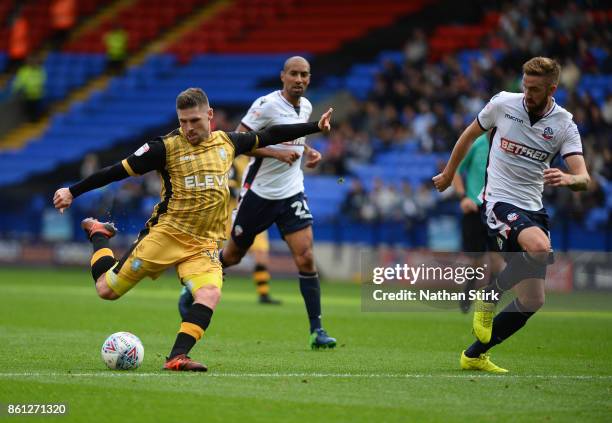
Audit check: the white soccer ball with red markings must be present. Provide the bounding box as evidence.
[101,332,144,370]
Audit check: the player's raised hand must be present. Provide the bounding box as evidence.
[318,108,333,134]
[432,171,453,192]
[274,149,301,165]
[543,168,572,187]
[305,147,322,168]
[53,187,74,213]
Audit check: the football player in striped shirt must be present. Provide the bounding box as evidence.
[53,88,333,371]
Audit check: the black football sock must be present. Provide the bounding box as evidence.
[169,303,213,359]
[465,299,535,358]
[299,271,322,333]
[92,233,110,251]
[90,233,116,282]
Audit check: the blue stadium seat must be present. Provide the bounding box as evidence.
[0,52,7,73]
[44,53,107,102]
[0,53,315,187]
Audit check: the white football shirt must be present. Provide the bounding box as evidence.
[477,91,582,221]
[240,90,313,200]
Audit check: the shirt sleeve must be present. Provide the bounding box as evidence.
[68,139,166,198]
[240,97,273,131]
[559,121,583,159]
[477,92,505,131]
[226,131,259,156]
[123,138,166,176]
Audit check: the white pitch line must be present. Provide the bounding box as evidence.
[0,372,610,380]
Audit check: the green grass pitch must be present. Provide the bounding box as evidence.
[0,267,611,422]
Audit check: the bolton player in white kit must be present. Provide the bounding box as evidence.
[178,56,337,349]
[433,57,590,373]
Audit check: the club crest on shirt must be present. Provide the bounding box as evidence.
[542,127,554,140]
[218,147,227,161]
[134,143,150,156]
[507,212,519,222]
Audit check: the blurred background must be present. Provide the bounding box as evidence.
[0,0,609,280]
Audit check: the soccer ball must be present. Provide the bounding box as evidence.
[101,332,144,370]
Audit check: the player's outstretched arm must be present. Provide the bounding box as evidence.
[53,140,165,213]
[235,122,301,164]
[433,119,484,192]
[53,162,131,213]
[259,107,332,146]
[230,108,333,155]
[544,154,590,191]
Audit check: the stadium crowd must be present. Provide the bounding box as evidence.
[54,0,610,236]
[317,0,611,228]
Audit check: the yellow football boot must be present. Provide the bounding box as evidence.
[472,299,495,343]
[460,351,508,373]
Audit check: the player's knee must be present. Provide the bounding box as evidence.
[294,248,315,271]
[193,284,221,309]
[523,236,550,255]
[520,294,545,312]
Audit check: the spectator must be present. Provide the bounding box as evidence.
[347,131,373,166]
[80,153,99,179]
[341,179,368,222]
[111,179,143,216]
[319,132,348,176]
[226,1,612,231]
[50,0,76,48]
[560,58,581,90]
[12,56,46,122]
[372,178,400,221]
[399,181,419,220]
[104,24,128,74]
[602,94,612,126]
[403,29,428,66]
[415,183,436,218]
[9,16,29,69]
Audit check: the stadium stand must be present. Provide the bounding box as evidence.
[0,0,609,251]
[0,0,112,57]
[0,53,294,186]
[63,0,204,54]
[43,52,107,102]
[0,52,7,73]
[167,0,429,60]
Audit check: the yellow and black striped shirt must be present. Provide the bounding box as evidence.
[68,121,321,241]
[121,129,259,241]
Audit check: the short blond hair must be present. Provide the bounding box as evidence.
[522,57,561,86]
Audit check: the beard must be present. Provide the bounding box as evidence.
[526,97,549,116]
